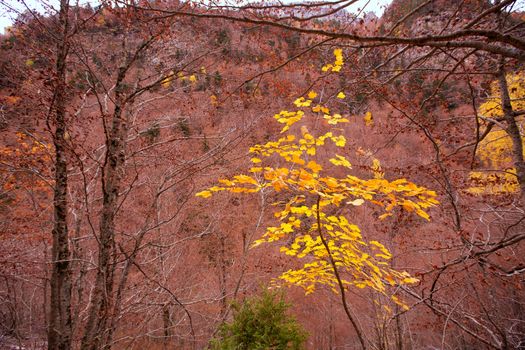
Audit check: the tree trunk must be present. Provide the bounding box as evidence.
[48,0,72,347]
[81,79,129,350]
[218,232,228,316]
[162,303,172,348]
[498,61,525,196]
[315,196,367,350]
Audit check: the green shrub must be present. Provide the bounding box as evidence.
[210,290,308,350]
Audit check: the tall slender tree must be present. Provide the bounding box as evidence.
[48,0,73,348]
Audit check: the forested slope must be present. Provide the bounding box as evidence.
[1,0,524,348]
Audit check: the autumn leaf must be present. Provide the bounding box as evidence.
[402,276,419,284]
[294,97,312,107]
[161,71,174,88]
[329,154,352,168]
[195,190,212,198]
[364,111,374,126]
[306,160,323,174]
[307,91,317,99]
[5,96,21,105]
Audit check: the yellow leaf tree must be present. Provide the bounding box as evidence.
[469,71,525,195]
[197,48,439,349]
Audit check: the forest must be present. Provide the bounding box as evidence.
[0,0,524,349]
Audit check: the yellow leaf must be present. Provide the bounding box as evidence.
[371,158,384,179]
[234,174,258,185]
[378,213,392,220]
[402,201,415,212]
[402,277,419,284]
[294,97,312,107]
[355,282,367,289]
[305,284,316,295]
[251,239,265,248]
[308,91,318,99]
[161,76,172,88]
[416,208,430,221]
[337,92,346,99]
[385,274,396,286]
[364,111,374,126]
[329,154,352,168]
[332,135,346,147]
[324,177,338,188]
[196,190,212,198]
[218,179,234,186]
[281,223,294,233]
[307,161,323,173]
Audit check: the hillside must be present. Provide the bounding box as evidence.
[1,0,524,349]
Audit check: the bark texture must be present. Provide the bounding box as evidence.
[48,0,72,348]
[80,69,129,350]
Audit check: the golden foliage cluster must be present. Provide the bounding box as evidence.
[468,72,525,195]
[197,49,439,307]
